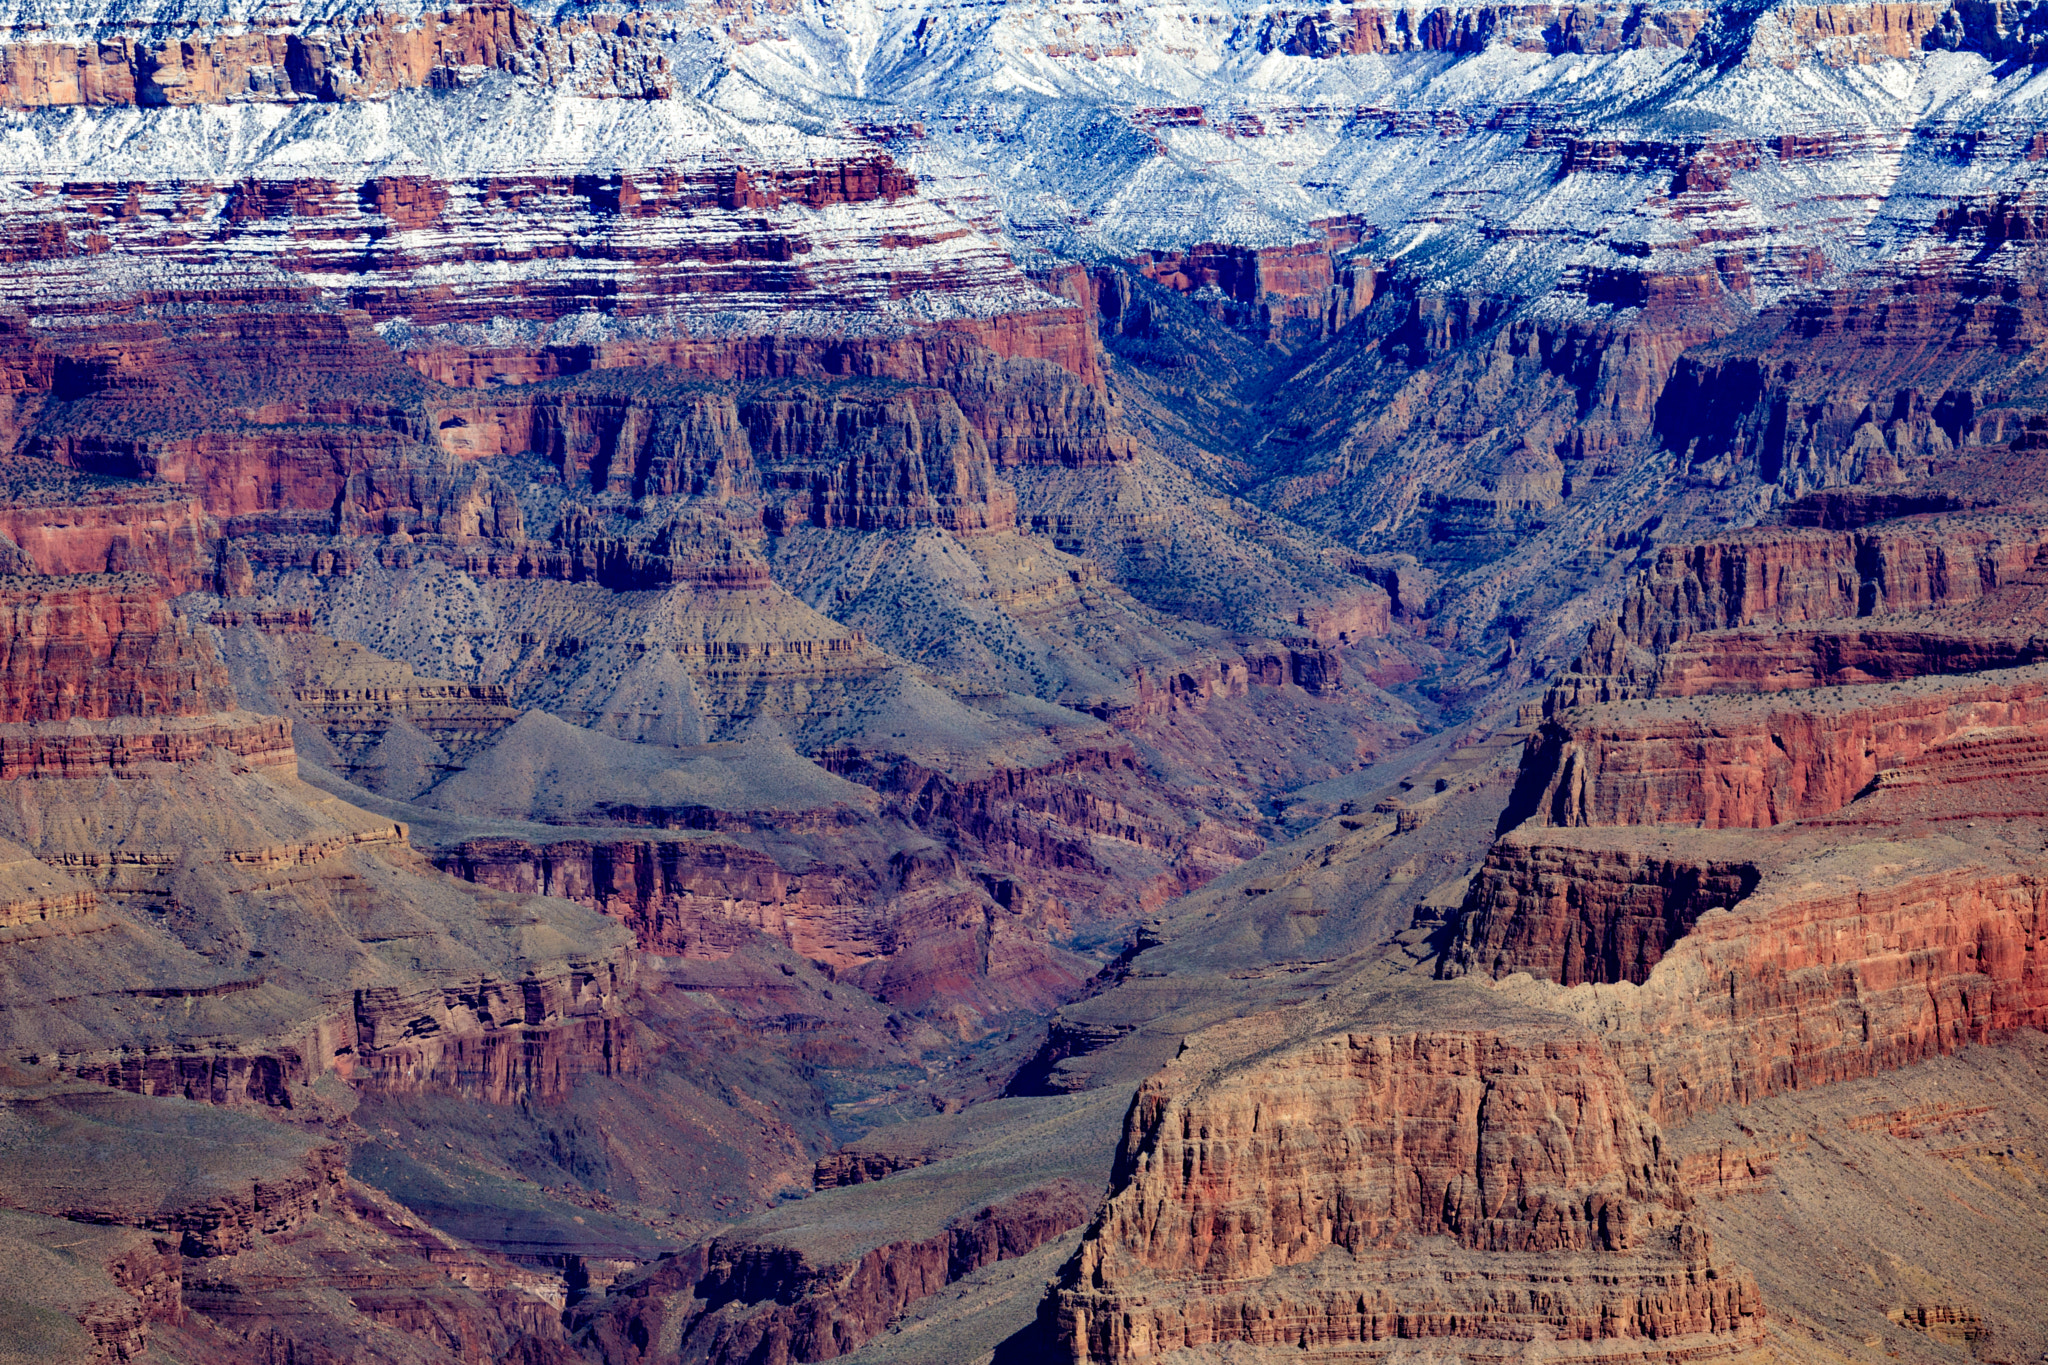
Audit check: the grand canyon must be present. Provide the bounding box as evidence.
[0,0,2043,1360]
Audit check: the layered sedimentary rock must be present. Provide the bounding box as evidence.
[0,1084,581,1365]
[0,571,293,779]
[1100,221,1376,350]
[1457,459,2048,1120]
[0,1207,184,1364]
[434,378,1026,536]
[436,826,1088,1018]
[1057,1016,1763,1362]
[0,1087,347,1258]
[1458,826,2048,1124]
[0,571,640,1113]
[4,0,2048,1359]
[2,155,1091,395]
[580,1181,1093,1364]
[0,2,669,107]
[1447,839,1761,984]
[0,488,220,592]
[0,573,231,721]
[1574,519,2048,679]
[1509,662,2048,830]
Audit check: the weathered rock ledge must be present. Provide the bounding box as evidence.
[1056,1019,1763,1362]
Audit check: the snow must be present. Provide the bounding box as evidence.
[0,0,2037,331]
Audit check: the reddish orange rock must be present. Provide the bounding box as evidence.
[1513,664,2048,830]
[1454,826,2048,1124]
[0,573,234,722]
[1058,1019,1763,1362]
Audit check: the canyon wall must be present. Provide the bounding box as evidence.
[579,1181,1094,1364]
[1452,829,2048,1124]
[1057,1020,1763,1361]
[0,572,233,721]
[1509,663,2048,830]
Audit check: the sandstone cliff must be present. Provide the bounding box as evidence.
[1057,1014,1763,1362]
[1459,826,2048,1125]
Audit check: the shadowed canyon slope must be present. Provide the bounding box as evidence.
[0,0,2044,1361]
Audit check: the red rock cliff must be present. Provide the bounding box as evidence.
[1481,831,2048,1124]
[1057,1020,1763,1361]
[1511,664,2048,829]
[0,573,233,722]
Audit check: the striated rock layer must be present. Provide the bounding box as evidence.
[0,572,232,722]
[579,1181,1094,1364]
[1445,825,2048,1119]
[1508,663,2048,830]
[1057,1013,1763,1362]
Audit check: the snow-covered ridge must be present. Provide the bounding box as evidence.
[0,0,2039,340]
[0,82,879,178]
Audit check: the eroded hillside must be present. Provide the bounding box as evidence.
[0,0,2042,1360]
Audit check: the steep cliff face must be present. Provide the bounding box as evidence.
[578,1181,1094,1364]
[1057,1018,1763,1362]
[1659,227,2048,500]
[0,1,664,107]
[1101,221,1376,351]
[1578,519,2048,672]
[435,829,1088,1019]
[1446,839,1761,985]
[1509,663,2048,829]
[0,573,232,721]
[436,379,1024,536]
[0,490,220,593]
[1459,827,2048,1125]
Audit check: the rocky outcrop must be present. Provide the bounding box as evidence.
[1483,829,2048,1124]
[0,492,220,593]
[811,1150,937,1190]
[1103,223,1375,350]
[0,1209,185,1364]
[12,165,1093,392]
[348,965,634,1106]
[577,1180,1095,1364]
[817,741,1230,922]
[0,572,297,780]
[158,1180,581,1365]
[440,833,892,966]
[0,2,672,107]
[0,711,297,780]
[0,573,232,721]
[1660,274,2048,500]
[1578,520,2048,673]
[1242,641,1349,695]
[1446,840,1760,984]
[1571,626,2048,702]
[0,573,642,1112]
[122,1146,347,1260]
[2,0,2022,123]
[1057,1020,1763,1361]
[1509,663,2048,829]
[436,830,1086,1017]
[435,381,1022,536]
[30,854,639,1109]
[0,1085,345,1257]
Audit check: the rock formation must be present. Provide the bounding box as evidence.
[1059,1020,1763,1362]
[0,0,2045,1360]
